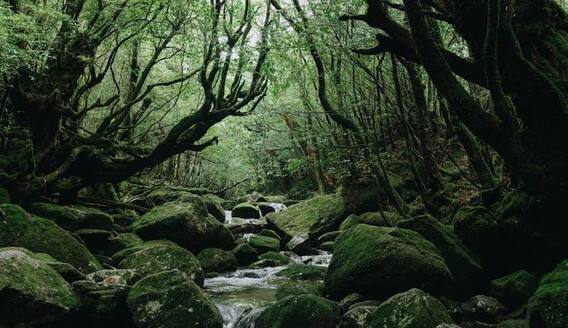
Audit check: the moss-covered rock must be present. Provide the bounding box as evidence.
[132,202,234,253]
[75,229,112,254]
[259,229,281,240]
[340,211,403,231]
[231,243,259,266]
[398,214,484,288]
[528,260,568,328]
[0,187,10,204]
[201,194,226,222]
[72,279,133,325]
[276,264,326,281]
[365,289,454,328]
[248,235,280,254]
[275,280,323,300]
[27,202,114,231]
[0,249,79,326]
[259,251,290,265]
[87,269,142,286]
[490,270,538,308]
[318,231,341,243]
[232,203,261,219]
[324,225,452,300]
[0,204,102,273]
[110,239,178,264]
[268,194,347,238]
[255,294,340,328]
[105,233,144,257]
[320,241,335,252]
[453,206,500,261]
[339,305,379,328]
[127,269,223,328]
[197,248,237,273]
[498,319,529,328]
[118,244,204,286]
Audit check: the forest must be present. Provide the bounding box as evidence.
[1,0,567,327]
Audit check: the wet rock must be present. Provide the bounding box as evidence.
[461,295,507,323]
[231,243,259,266]
[527,259,568,328]
[28,202,114,231]
[197,248,237,273]
[233,203,261,219]
[0,249,79,326]
[127,269,223,328]
[490,270,538,308]
[365,288,454,328]
[132,202,235,253]
[275,281,324,300]
[248,235,280,254]
[259,251,290,265]
[325,225,453,299]
[118,244,204,286]
[286,233,311,255]
[276,264,326,281]
[255,294,341,328]
[0,204,102,273]
[398,214,484,289]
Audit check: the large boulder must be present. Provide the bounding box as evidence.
[27,202,114,231]
[110,240,178,264]
[72,279,133,325]
[324,225,453,299]
[0,249,79,326]
[340,211,403,231]
[197,248,237,273]
[231,243,258,266]
[398,214,484,288]
[365,288,454,328]
[528,259,568,328]
[118,244,204,286]
[232,202,261,219]
[105,233,144,257]
[276,264,326,281]
[0,204,102,273]
[275,281,323,300]
[267,194,347,239]
[201,194,227,222]
[132,202,234,253]
[490,270,538,308]
[248,235,280,254]
[255,294,341,328]
[127,269,223,328]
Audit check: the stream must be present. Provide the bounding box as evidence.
[205,205,331,328]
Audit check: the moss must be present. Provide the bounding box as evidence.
[528,260,568,328]
[0,249,79,325]
[248,235,280,254]
[232,203,261,219]
[259,251,289,265]
[127,269,223,328]
[275,281,323,300]
[105,233,144,257]
[0,204,102,273]
[255,294,340,328]
[231,243,258,266]
[132,202,234,253]
[111,240,178,264]
[320,241,334,252]
[324,225,452,300]
[268,194,346,237]
[27,202,114,231]
[276,264,326,281]
[318,231,341,243]
[197,248,237,273]
[490,270,538,308]
[340,211,402,231]
[86,269,142,286]
[365,288,454,328]
[118,244,204,286]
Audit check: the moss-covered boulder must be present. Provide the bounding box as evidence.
[105,233,144,257]
[259,229,281,240]
[255,294,341,328]
[232,202,261,219]
[318,231,341,243]
[453,206,500,262]
[248,235,280,254]
[0,204,102,273]
[398,214,484,288]
[87,269,142,286]
[259,251,290,266]
[110,239,178,264]
[127,269,223,328]
[118,244,204,286]
[275,280,323,300]
[276,264,326,281]
[0,249,80,326]
[197,248,237,273]
[75,229,112,254]
[132,202,234,253]
[340,211,403,231]
[490,270,538,308]
[72,279,132,325]
[339,305,379,328]
[201,194,226,222]
[27,202,114,231]
[324,225,453,299]
[365,288,454,328]
[231,243,258,266]
[528,260,568,328]
[0,187,10,204]
[268,194,347,238]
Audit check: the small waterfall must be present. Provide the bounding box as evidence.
[225,210,233,224]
